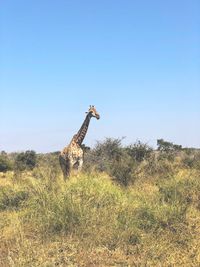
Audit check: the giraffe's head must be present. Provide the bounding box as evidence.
[87,105,100,120]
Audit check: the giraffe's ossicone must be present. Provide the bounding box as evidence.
[59,106,100,180]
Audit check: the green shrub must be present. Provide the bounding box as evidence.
[110,153,136,186]
[32,152,60,181]
[84,138,124,172]
[14,150,37,171]
[126,140,153,162]
[84,138,152,186]
[0,154,13,172]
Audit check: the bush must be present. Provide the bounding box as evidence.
[0,153,13,172]
[84,138,135,185]
[32,152,60,181]
[126,141,153,162]
[110,152,136,186]
[14,150,37,171]
[84,138,124,172]
[84,138,153,186]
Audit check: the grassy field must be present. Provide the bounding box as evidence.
[0,149,200,266]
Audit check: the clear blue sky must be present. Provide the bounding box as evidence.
[1,0,200,152]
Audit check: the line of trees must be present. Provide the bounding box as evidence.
[0,139,199,186]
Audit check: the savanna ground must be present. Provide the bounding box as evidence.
[0,138,200,266]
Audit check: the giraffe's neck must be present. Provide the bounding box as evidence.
[75,113,91,145]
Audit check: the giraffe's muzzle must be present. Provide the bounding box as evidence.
[96,114,100,120]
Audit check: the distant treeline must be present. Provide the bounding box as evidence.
[1,138,200,186]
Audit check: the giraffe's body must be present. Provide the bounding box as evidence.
[59,106,100,180]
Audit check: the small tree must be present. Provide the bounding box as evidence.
[126,141,153,162]
[14,150,37,171]
[84,138,124,172]
[157,139,182,152]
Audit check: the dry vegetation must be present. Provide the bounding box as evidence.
[0,139,200,266]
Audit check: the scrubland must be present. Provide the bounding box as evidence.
[0,139,200,266]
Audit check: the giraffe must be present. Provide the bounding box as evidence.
[59,105,100,180]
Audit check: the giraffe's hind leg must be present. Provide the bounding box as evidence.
[59,155,70,180]
[77,158,83,172]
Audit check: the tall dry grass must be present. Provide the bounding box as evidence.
[0,154,200,266]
